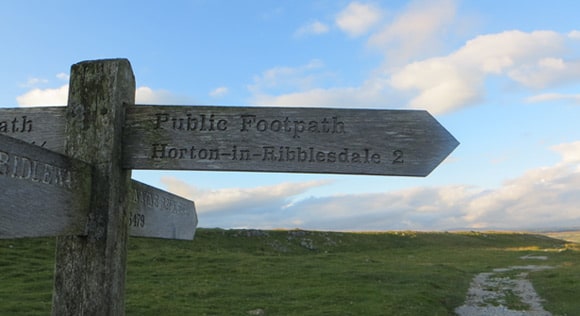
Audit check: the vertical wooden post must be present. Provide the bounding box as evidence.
[51,59,135,315]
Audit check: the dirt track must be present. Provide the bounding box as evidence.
[455,255,554,316]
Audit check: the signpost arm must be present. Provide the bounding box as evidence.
[51,59,135,315]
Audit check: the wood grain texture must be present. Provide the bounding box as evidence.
[124,105,459,176]
[0,106,66,153]
[129,181,197,240]
[51,59,135,316]
[0,134,91,239]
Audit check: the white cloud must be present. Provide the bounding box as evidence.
[388,30,579,114]
[135,86,194,104]
[281,185,476,231]
[248,59,327,95]
[552,141,580,165]
[16,84,68,106]
[335,2,382,37]
[250,2,580,115]
[453,31,565,69]
[251,85,388,108]
[250,28,580,114]
[389,57,483,113]
[312,141,580,231]
[161,177,331,214]
[295,20,329,37]
[209,86,229,97]
[20,77,49,88]
[248,59,400,108]
[56,72,69,81]
[160,177,333,228]
[526,93,580,104]
[248,0,460,110]
[368,0,457,62]
[16,84,192,107]
[460,142,580,229]
[159,142,580,231]
[19,73,68,89]
[568,30,580,39]
[508,58,580,89]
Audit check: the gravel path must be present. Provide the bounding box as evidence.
[455,255,554,316]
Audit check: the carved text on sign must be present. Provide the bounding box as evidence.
[154,112,346,139]
[151,144,393,164]
[132,183,193,216]
[0,133,91,239]
[123,105,459,176]
[0,107,67,152]
[149,111,408,166]
[128,180,197,240]
[0,116,33,134]
[0,149,73,189]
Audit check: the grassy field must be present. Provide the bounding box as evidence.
[1,229,578,315]
[543,230,580,243]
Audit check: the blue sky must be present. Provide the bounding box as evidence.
[2,0,579,231]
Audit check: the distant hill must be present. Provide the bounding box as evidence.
[541,230,580,243]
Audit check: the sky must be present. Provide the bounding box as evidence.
[1,0,579,231]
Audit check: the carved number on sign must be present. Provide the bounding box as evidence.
[129,212,145,228]
[392,150,404,164]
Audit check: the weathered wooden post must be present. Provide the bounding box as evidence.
[51,59,135,315]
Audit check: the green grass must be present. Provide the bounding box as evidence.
[1,229,578,315]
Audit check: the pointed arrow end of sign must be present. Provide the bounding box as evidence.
[422,112,460,177]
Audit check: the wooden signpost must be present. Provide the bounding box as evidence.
[0,58,458,315]
[130,180,197,240]
[0,105,459,177]
[0,107,198,241]
[123,105,458,176]
[0,134,91,239]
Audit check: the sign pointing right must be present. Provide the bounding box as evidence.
[123,105,459,177]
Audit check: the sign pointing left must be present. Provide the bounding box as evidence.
[0,106,66,153]
[0,109,199,240]
[0,134,92,239]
